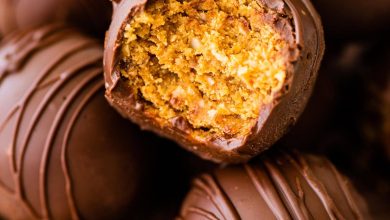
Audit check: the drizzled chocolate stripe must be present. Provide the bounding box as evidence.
[180,150,370,220]
[262,156,312,220]
[180,174,240,220]
[283,151,345,220]
[0,24,103,220]
[61,79,103,220]
[0,24,72,83]
[324,158,367,220]
[244,163,292,220]
[3,40,99,219]
[185,206,220,220]
[195,176,229,220]
[38,69,101,219]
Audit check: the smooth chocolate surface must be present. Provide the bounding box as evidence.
[0,0,112,38]
[104,0,325,163]
[179,150,371,219]
[0,24,153,220]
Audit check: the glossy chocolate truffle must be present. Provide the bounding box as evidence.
[0,24,150,219]
[0,0,112,38]
[179,150,370,219]
[104,0,325,163]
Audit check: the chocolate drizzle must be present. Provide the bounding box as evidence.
[0,24,70,84]
[279,151,344,219]
[179,174,240,220]
[260,157,311,219]
[244,163,295,220]
[37,69,102,219]
[4,42,98,216]
[60,80,103,220]
[179,150,370,219]
[324,159,367,219]
[0,24,122,220]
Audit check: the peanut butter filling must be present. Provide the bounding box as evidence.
[118,0,292,142]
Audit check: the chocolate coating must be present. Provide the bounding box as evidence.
[179,150,371,219]
[104,0,325,163]
[0,24,151,219]
[0,0,112,38]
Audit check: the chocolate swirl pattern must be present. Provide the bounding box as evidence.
[180,174,240,220]
[179,150,371,220]
[0,24,147,220]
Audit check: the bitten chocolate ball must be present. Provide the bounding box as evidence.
[0,24,152,220]
[104,0,324,163]
[179,150,371,219]
[0,0,112,38]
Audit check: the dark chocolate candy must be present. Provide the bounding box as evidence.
[179,150,371,219]
[103,0,325,163]
[0,24,152,220]
[0,0,112,38]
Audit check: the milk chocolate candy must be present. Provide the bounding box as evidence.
[179,150,371,219]
[104,0,325,163]
[0,0,112,38]
[0,24,153,220]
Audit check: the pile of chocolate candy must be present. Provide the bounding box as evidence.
[0,0,388,219]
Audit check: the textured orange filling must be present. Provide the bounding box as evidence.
[119,0,290,141]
